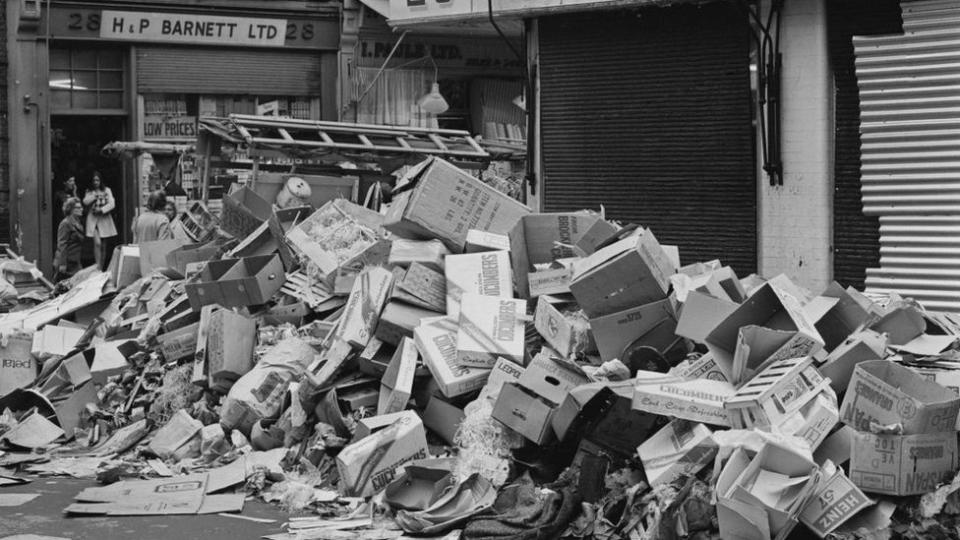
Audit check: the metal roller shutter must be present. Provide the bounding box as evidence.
[137,47,322,95]
[538,2,756,276]
[854,0,960,311]
[828,0,902,291]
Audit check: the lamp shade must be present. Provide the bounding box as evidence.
[417,82,450,114]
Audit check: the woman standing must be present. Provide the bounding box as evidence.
[53,197,84,281]
[82,171,118,270]
[132,191,173,243]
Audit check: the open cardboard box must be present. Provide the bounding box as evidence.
[799,460,872,538]
[724,356,830,431]
[569,228,676,318]
[184,258,240,311]
[383,157,530,251]
[534,297,596,359]
[705,281,824,384]
[217,254,286,307]
[221,186,273,239]
[508,212,615,298]
[717,441,820,540]
[286,199,386,276]
[840,359,960,434]
[638,419,717,487]
[818,330,887,394]
[589,297,678,363]
[336,412,430,497]
[267,205,312,270]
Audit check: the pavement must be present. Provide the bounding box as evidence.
[0,477,296,540]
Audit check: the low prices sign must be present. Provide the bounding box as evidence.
[101,10,286,47]
[143,116,197,141]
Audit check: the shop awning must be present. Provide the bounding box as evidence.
[385,0,683,28]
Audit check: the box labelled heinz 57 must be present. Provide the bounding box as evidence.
[840,360,960,435]
[850,431,958,496]
[384,157,530,251]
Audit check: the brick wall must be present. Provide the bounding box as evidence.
[758,0,833,293]
[0,5,8,245]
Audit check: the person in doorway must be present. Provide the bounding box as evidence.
[164,201,191,241]
[54,176,78,219]
[82,171,118,270]
[132,191,173,243]
[53,197,84,281]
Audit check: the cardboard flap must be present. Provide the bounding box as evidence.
[378,337,418,415]
[718,498,771,540]
[676,291,739,343]
[871,306,926,346]
[892,333,957,356]
[732,326,794,384]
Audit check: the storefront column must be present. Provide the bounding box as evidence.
[758,0,834,292]
[7,0,51,268]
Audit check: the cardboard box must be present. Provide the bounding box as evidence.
[492,382,556,444]
[485,356,525,398]
[216,254,286,307]
[633,372,735,427]
[336,413,430,497]
[31,325,84,360]
[716,442,820,540]
[444,251,512,320]
[286,199,386,276]
[809,283,874,351]
[384,157,530,251]
[457,294,526,368]
[337,266,395,349]
[396,262,446,313]
[376,301,438,346]
[799,462,871,538]
[705,281,825,384]
[415,318,490,399]
[354,410,419,441]
[206,310,257,390]
[518,352,592,405]
[528,267,574,298]
[0,336,37,396]
[638,420,717,487]
[850,431,959,496]
[389,239,449,270]
[148,410,203,460]
[423,394,465,445]
[139,239,188,276]
[533,297,595,358]
[157,322,199,363]
[378,337,418,415]
[184,258,245,311]
[668,352,729,382]
[221,186,273,239]
[552,381,657,457]
[675,290,740,344]
[569,229,676,317]
[590,298,678,362]
[508,213,616,298]
[840,360,960,434]
[227,221,277,260]
[782,390,840,451]
[818,330,887,394]
[465,229,510,253]
[724,356,830,430]
[266,206,313,270]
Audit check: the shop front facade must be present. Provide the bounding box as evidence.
[7,0,339,273]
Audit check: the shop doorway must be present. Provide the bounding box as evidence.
[51,116,126,267]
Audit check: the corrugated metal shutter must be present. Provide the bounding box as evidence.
[538,3,756,276]
[855,0,960,311]
[137,47,322,95]
[828,0,902,291]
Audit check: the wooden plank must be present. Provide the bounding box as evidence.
[278,128,295,142]
[428,134,449,151]
[357,134,375,148]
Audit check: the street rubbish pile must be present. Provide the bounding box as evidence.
[4,157,960,539]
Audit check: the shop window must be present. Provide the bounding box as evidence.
[50,47,125,112]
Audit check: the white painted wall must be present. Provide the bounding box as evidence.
[758,0,834,293]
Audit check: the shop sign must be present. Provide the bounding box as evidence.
[389,0,474,21]
[358,35,521,71]
[101,11,285,47]
[143,116,198,141]
[388,0,656,23]
[46,8,336,49]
